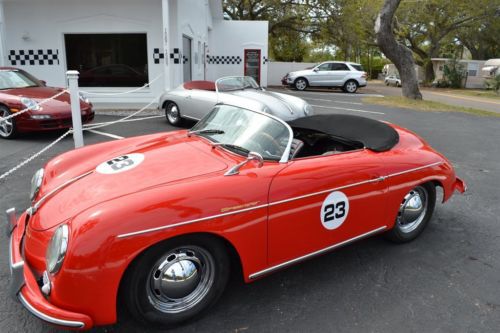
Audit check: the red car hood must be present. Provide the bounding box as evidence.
[5,86,88,115]
[31,132,228,231]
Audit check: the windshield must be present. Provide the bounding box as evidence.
[0,70,40,90]
[216,76,260,92]
[191,104,291,161]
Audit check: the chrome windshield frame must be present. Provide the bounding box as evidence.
[215,76,261,94]
[193,102,293,163]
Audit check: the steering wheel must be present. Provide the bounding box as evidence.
[252,132,283,157]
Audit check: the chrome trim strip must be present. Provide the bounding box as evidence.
[18,293,85,329]
[30,170,93,215]
[116,162,442,238]
[117,203,269,239]
[248,226,387,279]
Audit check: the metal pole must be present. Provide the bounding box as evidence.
[66,70,84,148]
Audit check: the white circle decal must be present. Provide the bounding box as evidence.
[96,153,144,174]
[320,191,350,230]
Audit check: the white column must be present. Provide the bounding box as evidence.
[161,0,171,91]
[0,1,7,66]
[66,71,84,148]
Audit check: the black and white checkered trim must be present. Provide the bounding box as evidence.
[207,55,242,65]
[153,48,165,64]
[8,49,59,66]
[182,55,188,64]
[263,56,269,65]
[170,48,181,64]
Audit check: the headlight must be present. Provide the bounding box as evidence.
[46,224,69,274]
[304,103,314,115]
[20,97,41,111]
[79,92,90,104]
[30,168,44,201]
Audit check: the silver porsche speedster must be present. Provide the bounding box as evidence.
[158,76,313,126]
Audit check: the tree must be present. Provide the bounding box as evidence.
[375,0,422,99]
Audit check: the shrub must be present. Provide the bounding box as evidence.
[485,74,500,95]
[442,59,466,88]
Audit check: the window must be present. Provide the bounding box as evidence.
[351,64,364,71]
[331,63,350,71]
[65,34,148,87]
[317,63,331,71]
[467,63,478,77]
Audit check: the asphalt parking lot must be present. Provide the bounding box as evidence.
[1,88,499,332]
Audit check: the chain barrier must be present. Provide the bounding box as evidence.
[79,73,163,96]
[0,129,72,182]
[0,90,69,123]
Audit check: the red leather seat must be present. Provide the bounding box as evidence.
[183,80,216,91]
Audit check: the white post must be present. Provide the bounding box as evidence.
[66,70,84,148]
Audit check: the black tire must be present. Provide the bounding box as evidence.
[385,183,436,243]
[123,235,230,328]
[0,105,18,139]
[294,78,308,91]
[343,80,358,93]
[164,102,183,126]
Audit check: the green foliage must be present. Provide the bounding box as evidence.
[442,59,467,89]
[269,32,308,62]
[485,74,500,95]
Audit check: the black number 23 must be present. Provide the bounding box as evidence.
[324,201,346,222]
[107,156,133,171]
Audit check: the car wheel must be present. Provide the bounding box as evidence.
[343,80,358,93]
[386,183,436,243]
[123,235,230,328]
[0,105,17,139]
[294,78,308,91]
[385,81,389,86]
[165,102,183,126]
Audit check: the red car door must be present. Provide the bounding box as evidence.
[267,150,388,266]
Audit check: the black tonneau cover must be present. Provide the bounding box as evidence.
[287,114,399,152]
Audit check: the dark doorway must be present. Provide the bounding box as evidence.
[244,49,261,84]
[65,33,149,87]
[182,35,192,82]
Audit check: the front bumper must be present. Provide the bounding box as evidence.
[5,208,93,330]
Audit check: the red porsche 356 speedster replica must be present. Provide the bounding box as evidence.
[6,103,466,329]
[0,67,94,138]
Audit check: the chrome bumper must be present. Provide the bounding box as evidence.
[5,208,26,298]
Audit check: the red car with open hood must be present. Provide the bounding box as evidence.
[0,67,93,139]
[5,104,466,330]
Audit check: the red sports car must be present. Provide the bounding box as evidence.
[6,104,466,330]
[0,67,93,139]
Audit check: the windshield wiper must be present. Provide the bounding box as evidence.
[188,129,225,137]
[212,143,250,155]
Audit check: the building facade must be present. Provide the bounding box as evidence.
[0,0,268,106]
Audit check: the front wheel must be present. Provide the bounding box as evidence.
[343,80,358,93]
[0,105,17,139]
[164,102,183,126]
[123,236,230,328]
[294,78,308,91]
[385,183,436,243]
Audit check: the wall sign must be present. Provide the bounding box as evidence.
[244,49,261,84]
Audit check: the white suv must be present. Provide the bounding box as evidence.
[284,61,367,93]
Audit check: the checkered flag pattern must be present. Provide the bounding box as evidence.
[182,55,188,64]
[263,56,269,65]
[207,55,242,65]
[153,48,165,64]
[8,49,59,66]
[170,48,181,64]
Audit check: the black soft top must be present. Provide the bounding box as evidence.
[287,114,399,152]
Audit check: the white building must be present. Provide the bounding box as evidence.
[0,0,268,106]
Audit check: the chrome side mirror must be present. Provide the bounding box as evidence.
[224,152,263,176]
[313,68,319,72]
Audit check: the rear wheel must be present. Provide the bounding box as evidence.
[343,80,358,93]
[164,102,183,126]
[0,105,17,139]
[294,78,308,91]
[386,183,436,243]
[123,235,230,328]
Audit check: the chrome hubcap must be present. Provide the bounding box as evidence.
[296,80,306,90]
[166,104,179,124]
[0,109,13,137]
[346,82,357,92]
[397,186,428,233]
[147,246,215,314]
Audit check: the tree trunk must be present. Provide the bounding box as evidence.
[424,61,435,83]
[375,0,422,99]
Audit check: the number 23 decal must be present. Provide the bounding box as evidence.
[320,191,350,230]
[96,153,145,174]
